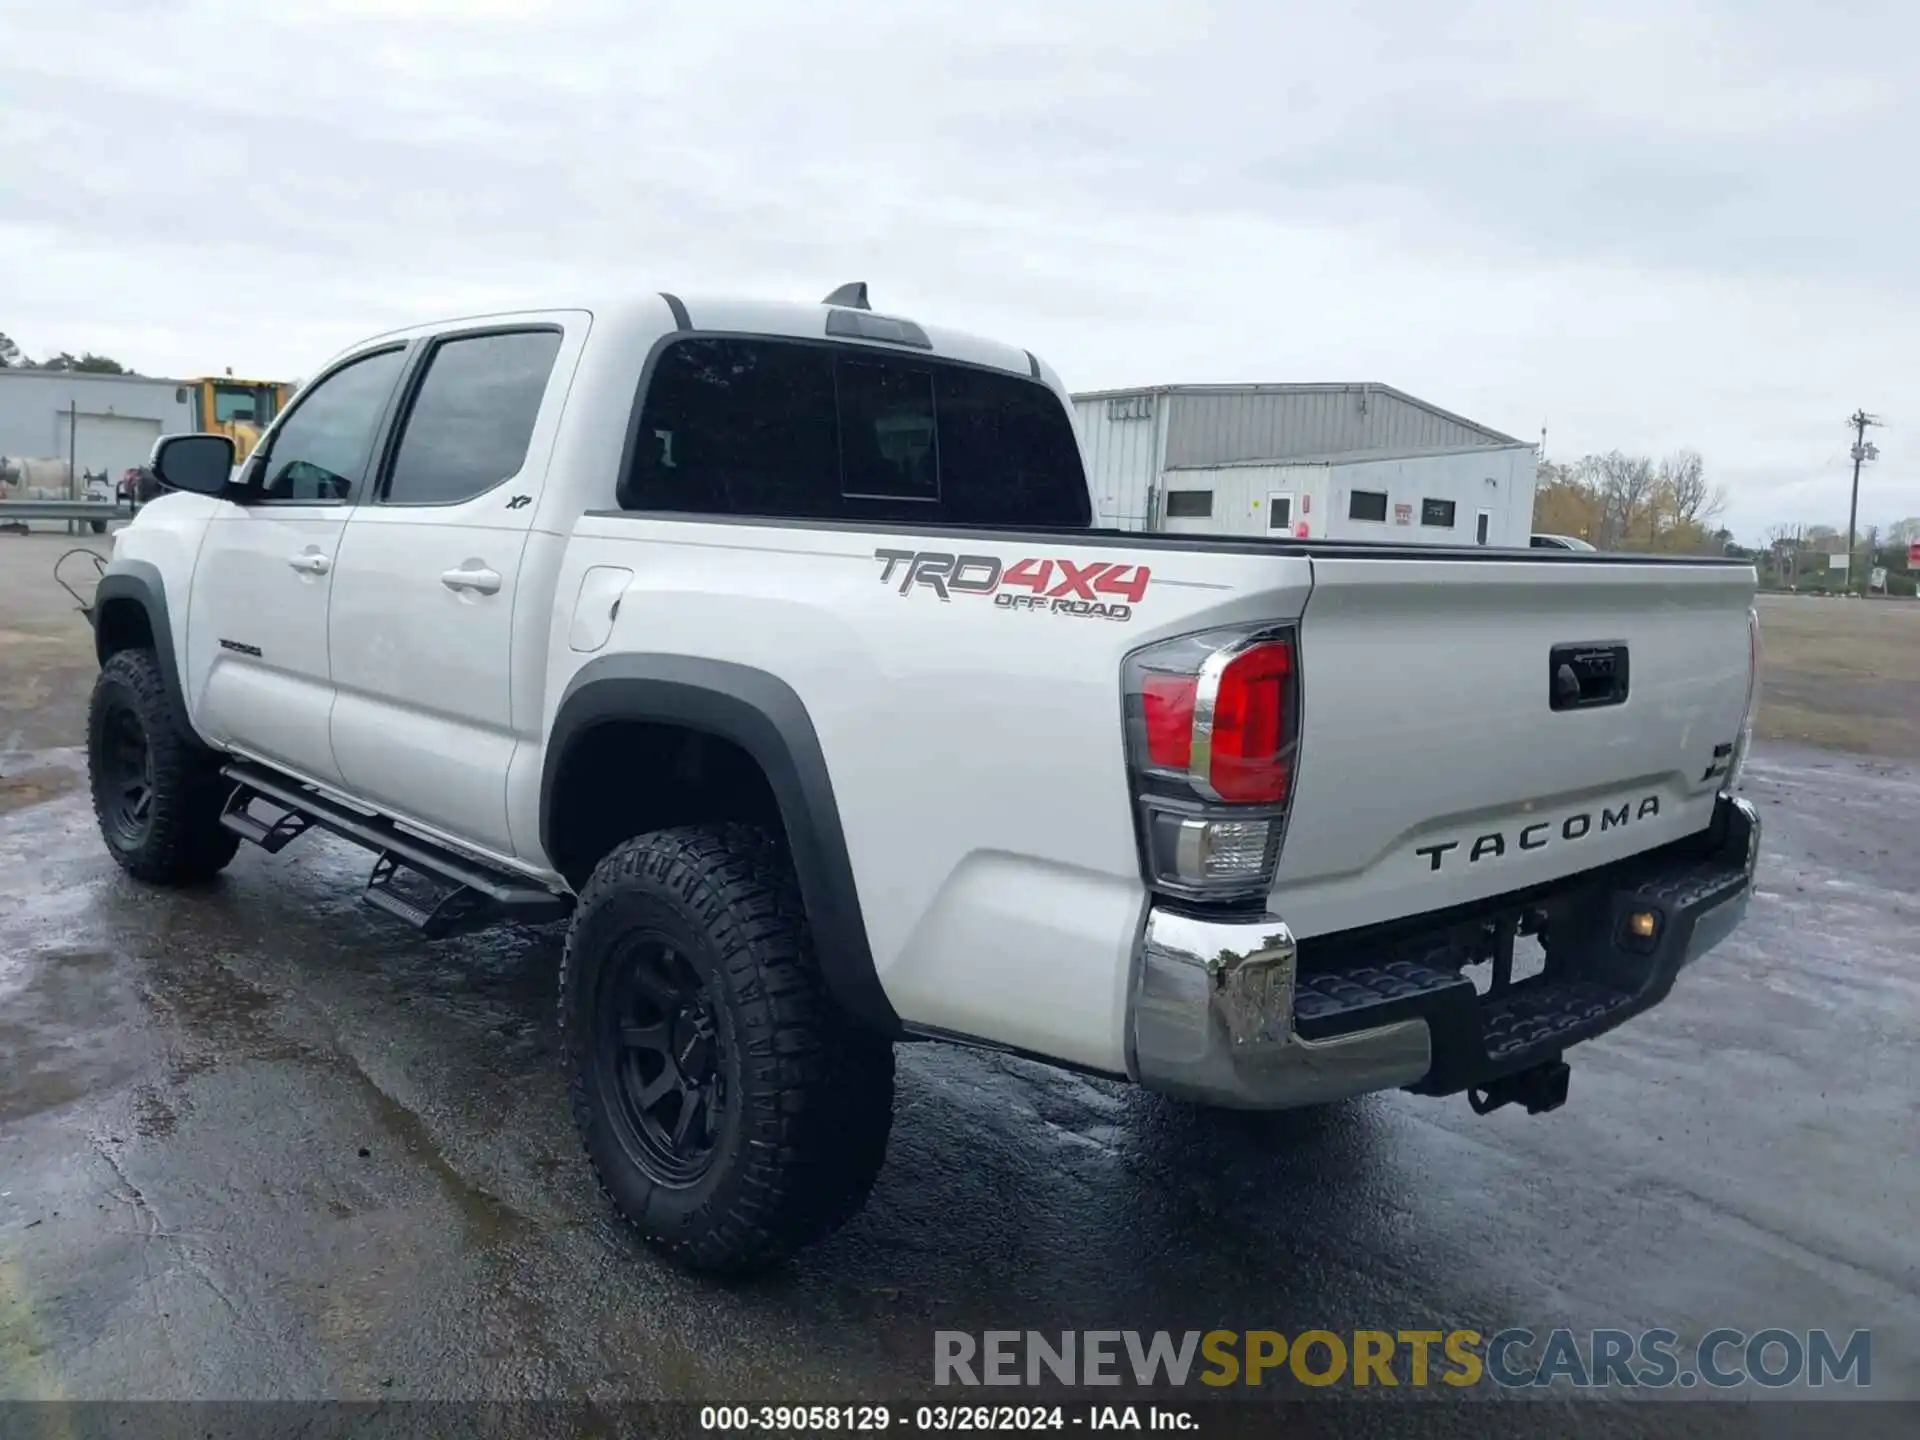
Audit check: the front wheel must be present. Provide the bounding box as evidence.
[559,824,894,1275]
[87,649,240,884]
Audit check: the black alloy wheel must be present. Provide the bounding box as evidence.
[98,697,156,847]
[599,935,731,1186]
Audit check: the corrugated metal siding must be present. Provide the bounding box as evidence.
[1071,394,1165,529]
[0,371,192,472]
[1164,387,1501,469]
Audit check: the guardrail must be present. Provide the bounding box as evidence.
[0,499,132,531]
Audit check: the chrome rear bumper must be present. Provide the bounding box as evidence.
[1128,909,1432,1109]
[1126,796,1761,1111]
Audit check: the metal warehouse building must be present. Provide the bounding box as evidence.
[0,370,193,494]
[1071,382,1537,547]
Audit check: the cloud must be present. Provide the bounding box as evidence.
[3,0,1914,537]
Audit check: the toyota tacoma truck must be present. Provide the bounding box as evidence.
[83,285,1762,1275]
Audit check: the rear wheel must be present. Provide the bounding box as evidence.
[87,649,240,884]
[559,824,894,1275]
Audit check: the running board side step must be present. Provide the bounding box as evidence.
[220,761,572,937]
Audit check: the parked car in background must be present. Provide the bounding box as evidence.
[1532,533,1598,551]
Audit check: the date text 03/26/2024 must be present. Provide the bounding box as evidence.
[700,1407,1191,1432]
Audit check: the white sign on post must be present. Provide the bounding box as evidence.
[1830,553,1850,573]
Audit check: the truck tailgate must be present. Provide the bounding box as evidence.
[1273,554,1757,937]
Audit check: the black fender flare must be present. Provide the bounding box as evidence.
[92,560,196,738]
[541,653,900,1036]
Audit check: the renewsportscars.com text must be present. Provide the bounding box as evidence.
[933,1328,1872,1391]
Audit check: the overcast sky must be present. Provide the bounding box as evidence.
[3,0,1913,540]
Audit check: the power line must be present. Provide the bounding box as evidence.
[1844,409,1883,594]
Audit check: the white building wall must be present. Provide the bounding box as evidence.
[1151,445,1538,546]
[0,371,193,490]
[1071,385,1534,540]
[1160,463,1327,537]
[1318,447,1537,546]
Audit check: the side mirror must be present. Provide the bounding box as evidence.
[150,433,238,497]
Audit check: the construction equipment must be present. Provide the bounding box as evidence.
[187,374,293,461]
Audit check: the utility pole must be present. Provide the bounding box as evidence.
[68,398,79,538]
[1845,409,1882,595]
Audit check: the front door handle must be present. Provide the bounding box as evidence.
[288,551,332,575]
[441,564,503,596]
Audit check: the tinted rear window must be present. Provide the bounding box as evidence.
[622,337,1090,527]
[384,329,561,506]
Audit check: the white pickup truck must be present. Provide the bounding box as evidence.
[85,286,1762,1275]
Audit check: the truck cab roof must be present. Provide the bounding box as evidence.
[346,291,1052,389]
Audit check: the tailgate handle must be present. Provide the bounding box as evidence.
[1550,643,1629,711]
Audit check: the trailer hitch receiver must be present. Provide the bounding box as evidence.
[1469,1058,1571,1116]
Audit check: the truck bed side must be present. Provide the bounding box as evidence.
[535,514,1756,1076]
[539,515,1313,1073]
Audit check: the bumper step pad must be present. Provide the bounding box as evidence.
[1288,824,1754,1096]
[1295,952,1638,1092]
[1293,957,1471,1035]
[1481,980,1634,1064]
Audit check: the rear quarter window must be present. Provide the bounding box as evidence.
[383,329,562,506]
[621,336,1091,527]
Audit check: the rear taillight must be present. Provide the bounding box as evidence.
[1197,639,1293,803]
[1123,627,1299,901]
[1724,606,1761,793]
[1142,674,1198,770]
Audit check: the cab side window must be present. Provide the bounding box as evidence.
[257,347,406,504]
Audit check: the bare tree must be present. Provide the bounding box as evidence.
[1763,523,1806,586]
[1579,451,1656,549]
[1887,517,1920,548]
[1659,448,1726,525]
[1541,444,1721,553]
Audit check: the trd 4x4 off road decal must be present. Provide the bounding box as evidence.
[873,549,1150,622]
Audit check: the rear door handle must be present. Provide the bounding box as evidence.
[441,565,503,596]
[288,551,331,575]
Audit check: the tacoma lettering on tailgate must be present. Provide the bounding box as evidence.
[1415,795,1662,873]
[873,548,1150,622]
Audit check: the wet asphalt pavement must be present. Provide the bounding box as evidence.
[0,741,1915,1424]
